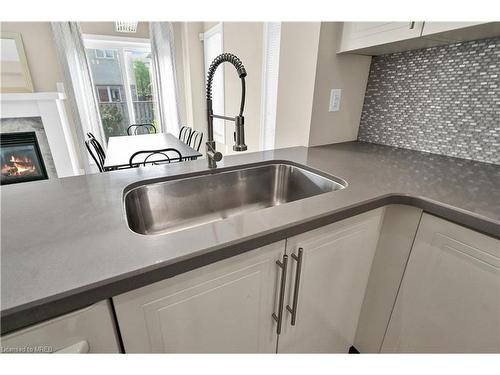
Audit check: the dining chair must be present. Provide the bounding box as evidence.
[86,133,106,172]
[85,140,104,172]
[188,130,203,152]
[178,126,192,144]
[86,132,106,162]
[127,123,157,136]
[186,130,203,160]
[129,147,183,168]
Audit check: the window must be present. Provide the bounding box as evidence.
[203,23,225,144]
[96,85,123,103]
[83,35,156,142]
[97,86,110,102]
[109,87,122,102]
[95,49,115,59]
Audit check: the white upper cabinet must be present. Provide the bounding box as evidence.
[421,22,484,36]
[382,214,500,353]
[339,22,424,53]
[339,21,500,55]
[278,209,384,353]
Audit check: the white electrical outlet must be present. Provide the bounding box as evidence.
[329,89,342,112]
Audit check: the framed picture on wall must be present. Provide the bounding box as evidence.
[0,31,34,93]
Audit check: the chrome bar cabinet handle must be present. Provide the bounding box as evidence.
[272,254,288,335]
[286,247,304,326]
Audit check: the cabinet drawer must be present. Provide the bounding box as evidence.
[0,300,121,353]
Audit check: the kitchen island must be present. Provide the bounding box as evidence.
[1,141,499,334]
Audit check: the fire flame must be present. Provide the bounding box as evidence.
[1,155,37,176]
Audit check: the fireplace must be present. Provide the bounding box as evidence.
[1,132,48,185]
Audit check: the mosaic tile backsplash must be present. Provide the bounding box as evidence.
[358,37,500,165]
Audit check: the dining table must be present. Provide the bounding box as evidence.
[103,132,203,171]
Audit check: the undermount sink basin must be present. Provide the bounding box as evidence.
[124,162,347,235]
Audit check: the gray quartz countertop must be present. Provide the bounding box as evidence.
[1,141,499,334]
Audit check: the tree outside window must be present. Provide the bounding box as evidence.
[133,60,152,101]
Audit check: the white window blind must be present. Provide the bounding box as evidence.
[203,23,225,144]
[260,22,281,150]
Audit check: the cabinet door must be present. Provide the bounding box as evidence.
[421,22,484,36]
[0,300,121,353]
[278,209,384,353]
[113,241,285,353]
[339,22,423,53]
[382,214,500,353]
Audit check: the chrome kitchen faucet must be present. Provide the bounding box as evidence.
[205,53,247,168]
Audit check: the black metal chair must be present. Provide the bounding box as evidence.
[86,132,105,162]
[127,123,157,136]
[188,130,203,152]
[186,130,203,160]
[178,126,192,144]
[85,133,106,172]
[85,140,103,172]
[129,148,183,168]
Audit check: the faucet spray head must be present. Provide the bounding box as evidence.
[233,115,247,151]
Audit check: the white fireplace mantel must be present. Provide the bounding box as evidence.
[1,92,81,178]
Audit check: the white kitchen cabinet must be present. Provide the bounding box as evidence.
[113,209,386,353]
[421,22,500,44]
[339,22,424,53]
[339,21,500,55]
[421,22,485,36]
[278,208,384,353]
[0,300,121,353]
[382,213,500,353]
[113,241,286,353]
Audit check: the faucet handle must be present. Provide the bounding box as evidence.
[206,141,223,162]
[211,151,223,162]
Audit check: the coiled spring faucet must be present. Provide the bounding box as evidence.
[205,53,247,168]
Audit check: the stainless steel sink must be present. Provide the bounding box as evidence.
[124,162,346,235]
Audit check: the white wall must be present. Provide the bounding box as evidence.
[0,22,63,92]
[309,22,372,146]
[274,22,322,149]
[273,22,371,149]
